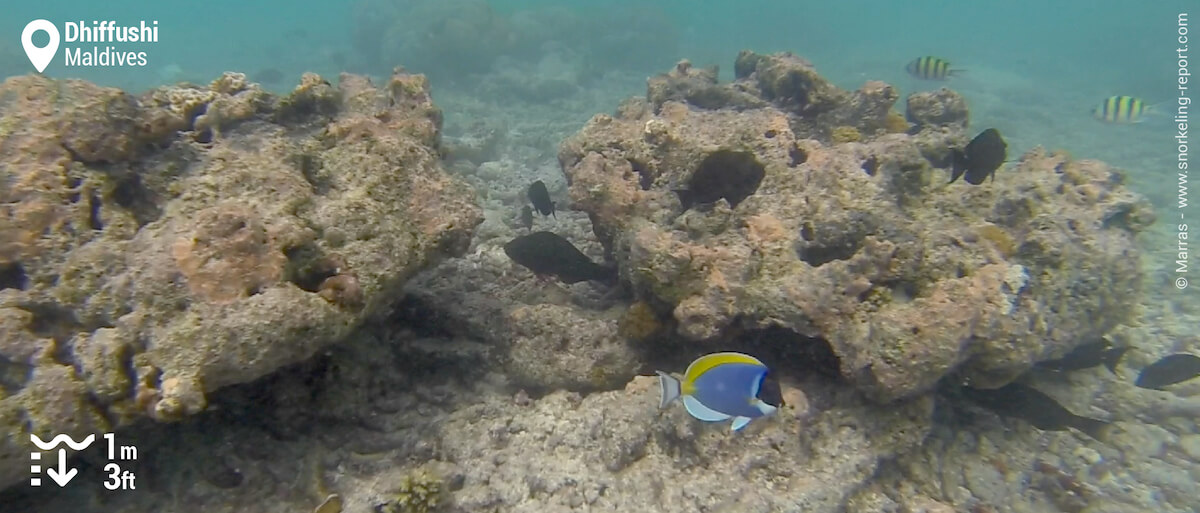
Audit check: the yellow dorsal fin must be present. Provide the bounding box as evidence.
[683,352,765,387]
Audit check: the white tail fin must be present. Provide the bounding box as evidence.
[656,371,681,408]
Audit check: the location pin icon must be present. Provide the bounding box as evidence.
[22,20,60,73]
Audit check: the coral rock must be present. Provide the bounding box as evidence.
[0,69,481,489]
[906,87,969,129]
[171,204,287,304]
[560,55,1152,402]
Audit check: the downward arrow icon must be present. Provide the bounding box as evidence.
[45,449,77,487]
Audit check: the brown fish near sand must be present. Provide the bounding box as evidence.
[962,382,1109,441]
[1135,353,1200,390]
[503,231,614,284]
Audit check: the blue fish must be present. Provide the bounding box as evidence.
[656,352,782,431]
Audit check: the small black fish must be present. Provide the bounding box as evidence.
[528,180,556,218]
[950,128,1008,185]
[1037,339,1128,374]
[963,382,1109,440]
[519,205,534,231]
[1135,353,1200,390]
[503,231,614,284]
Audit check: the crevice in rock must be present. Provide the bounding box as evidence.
[796,234,864,267]
[0,262,28,290]
[16,302,92,369]
[290,153,329,194]
[21,302,81,341]
[628,159,653,190]
[283,244,338,293]
[186,102,208,131]
[737,324,842,381]
[795,213,875,267]
[679,150,765,209]
[861,156,878,176]
[87,193,104,230]
[111,173,161,226]
[637,323,842,388]
[789,145,808,167]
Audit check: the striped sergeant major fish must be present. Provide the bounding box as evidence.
[905,56,963,80]
[1092,95,1154,123]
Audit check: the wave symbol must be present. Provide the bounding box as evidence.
[30,434,95,451]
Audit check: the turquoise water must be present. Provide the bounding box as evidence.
[3,0,1191,183]
[2,1,1199,511]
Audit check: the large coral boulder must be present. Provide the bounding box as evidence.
[0,69,480,490]
[558,52,1153,402]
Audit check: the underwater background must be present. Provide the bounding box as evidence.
[1,0,1199,512]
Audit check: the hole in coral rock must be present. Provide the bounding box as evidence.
[764,129,777,139]
[628,159,653,191]
[886,280,920,302]
[87,193,103,230]
[789,145,808,167]
[795,212,875,267]
[861,156,878,176]
[111,175,141,208]
[186,102,208,131]
[0,262,28,290]
[738,324,842,381]
[679,149,765,209]
[797,241,861,267]
[111,173,160,226]
[284,244,338,293]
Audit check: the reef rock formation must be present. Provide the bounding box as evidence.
[401,229,639,392]
[558,51,1154,402]
[0,69,480,490]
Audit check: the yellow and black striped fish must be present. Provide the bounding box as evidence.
[905,56,961,80]
[1092,95,1151,123]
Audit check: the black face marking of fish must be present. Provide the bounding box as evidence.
[519,205,534,231]
[503,231,615,284]
[757,374,785,408]
[949,128,1008,185]
[528,180,556,217]
[1135,353,1200,390]
[1036,339,1128,374]
[962,382,1109,440]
